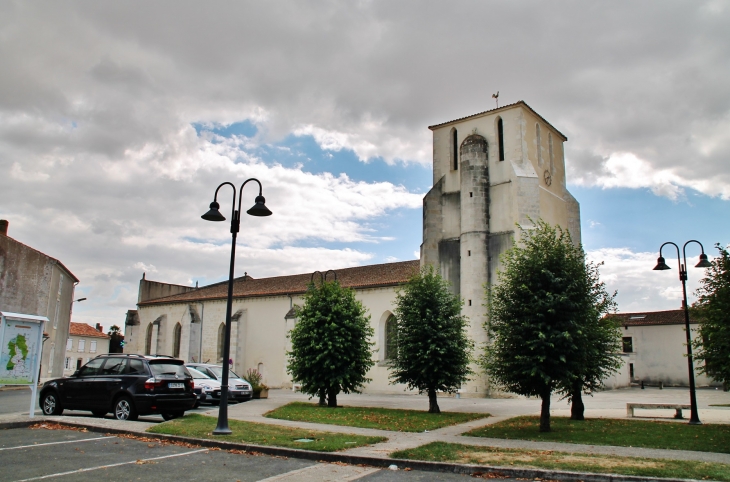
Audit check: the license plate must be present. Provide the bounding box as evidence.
[168,383,184,389]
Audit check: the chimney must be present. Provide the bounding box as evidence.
[0,220,8,236]
[96,323,103,333]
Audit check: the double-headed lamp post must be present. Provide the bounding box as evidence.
[652,240,712,425]
[201,178,272,435]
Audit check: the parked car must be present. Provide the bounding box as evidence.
[185,363,253,402]
[187,367,223,406]
[39,354,196,421]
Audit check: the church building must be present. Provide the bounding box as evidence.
[124,101,583,397]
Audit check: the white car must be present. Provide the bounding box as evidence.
[186,363,253,402]
[187,367,223,406]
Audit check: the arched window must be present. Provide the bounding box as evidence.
[536,123,542,166]
[217,323,226,364]
[497,117,505,161]
[548,132,554,174]
[172,323,182,358]
[384,315,398,360]
[144,324,153,355]
[451,127,458,171]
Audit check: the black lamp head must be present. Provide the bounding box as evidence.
[246,195,272,217]
[695,253,712,268]
[653,256,671,271]
[201,201,226,222]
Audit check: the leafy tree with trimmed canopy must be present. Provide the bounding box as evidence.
[482,220,619,431]
[287,280,374,407]
[390,265,473,413]
[692,243,730,388]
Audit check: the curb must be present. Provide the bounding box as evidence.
[0,419,704,482]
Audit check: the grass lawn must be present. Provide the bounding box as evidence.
[391,441,730,481]
[711,404,730,407]
[264,402,488,432]
[465,416,730,453]
[147,413,386,452]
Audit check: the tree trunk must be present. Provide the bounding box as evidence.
[327,387,338,408]
[428,388,440,414]
[570,381,585,421]
[318,389,326,407]
[539,390,551,432]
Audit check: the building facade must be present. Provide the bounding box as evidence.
[125,262,419,392]
[422,101,581,395]
[64,322,111,376]
[0,220,80,381]
[611,309,720,388]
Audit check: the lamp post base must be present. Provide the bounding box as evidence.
[212,426,232,435]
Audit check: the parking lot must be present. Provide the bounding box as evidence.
[0,425,499,482]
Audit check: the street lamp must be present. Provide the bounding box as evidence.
[201,178,272,435]
[652,240,712,425]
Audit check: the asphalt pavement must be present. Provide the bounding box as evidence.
[0,426,496,482]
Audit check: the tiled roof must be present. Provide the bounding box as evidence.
[427,100,568,141]
[139,260,421,306]
[69,322,110,338]
[608,309,695,326]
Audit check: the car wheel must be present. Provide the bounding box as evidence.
[193,400,200,409]
[161,411,184,421]
[113,396,138,421]
[92,410,107,417]
[211,401,220,406]
[41,392,63,416]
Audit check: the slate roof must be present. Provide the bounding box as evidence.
[69,322,110,338]
[608,309,695,326]
[427,100,568,141]
[138,260,421,306]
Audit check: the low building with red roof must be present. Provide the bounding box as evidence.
[64,322,111,376]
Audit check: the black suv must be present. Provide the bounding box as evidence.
[39,354,196,421]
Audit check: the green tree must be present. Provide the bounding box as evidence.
[390,266,473,413]
[482,220,619,431]
[692,243,730,387]
[287,280,374,407]
[567,261,621,420]
[107,325,124,354]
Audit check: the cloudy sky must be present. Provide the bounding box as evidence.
[1,1,728,331]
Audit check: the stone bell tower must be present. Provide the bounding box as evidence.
[421,101,581,397]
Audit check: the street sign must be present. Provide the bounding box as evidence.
[0,312,48,418]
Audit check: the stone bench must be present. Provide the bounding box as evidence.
[627,403,691,419]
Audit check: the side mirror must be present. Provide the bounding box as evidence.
[72,370,80,377]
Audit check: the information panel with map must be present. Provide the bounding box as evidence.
[0,313,45,385]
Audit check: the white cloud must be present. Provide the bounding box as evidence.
[587,247,707,313]
[1,1,729,330]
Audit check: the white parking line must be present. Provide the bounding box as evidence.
[256,463,381,481]
[0,436,116,451]
[13,448,210,481]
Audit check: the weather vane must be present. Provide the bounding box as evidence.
[492,91,499,108]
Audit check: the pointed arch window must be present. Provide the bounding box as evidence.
[451,128,458,171]
[217,323,226,364]
[144,323,153,356]
[548,132,554,174]
[384,315,398,360]
[497,117,505,161]
[536,123,543,166]
[172,323,182,358]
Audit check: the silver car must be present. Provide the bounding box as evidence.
[185,363,252,402]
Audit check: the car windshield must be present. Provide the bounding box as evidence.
[149,362,189,378]
[187,367,212,379]
[207,366,241,379]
